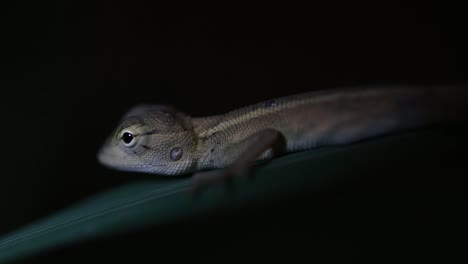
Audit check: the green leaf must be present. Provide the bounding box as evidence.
[0,126,466,263]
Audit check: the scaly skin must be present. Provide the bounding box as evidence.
[97,85,468,189]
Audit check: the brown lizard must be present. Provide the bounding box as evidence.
[97,85,468,195]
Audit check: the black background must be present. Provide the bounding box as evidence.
[1,1,467,262]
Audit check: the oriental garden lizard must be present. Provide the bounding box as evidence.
[97,85,468,195]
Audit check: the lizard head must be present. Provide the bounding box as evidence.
[97,105,198,176]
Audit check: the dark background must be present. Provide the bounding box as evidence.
[1,0,467,262]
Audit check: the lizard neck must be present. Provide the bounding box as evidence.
[190,115,225,170]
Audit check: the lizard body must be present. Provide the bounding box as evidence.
[97,85,468,186]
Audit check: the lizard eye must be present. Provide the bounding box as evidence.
[121,131,136,147]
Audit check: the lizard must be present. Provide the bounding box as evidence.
[97,84,468,195]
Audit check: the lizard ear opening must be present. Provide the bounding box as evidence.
[170,147,183,161]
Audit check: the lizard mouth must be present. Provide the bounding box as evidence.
[97,146,166,173]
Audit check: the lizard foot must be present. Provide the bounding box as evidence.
[189,129,285,198]
[189,166,250,198]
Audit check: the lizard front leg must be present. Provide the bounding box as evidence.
[190,128,286,196]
